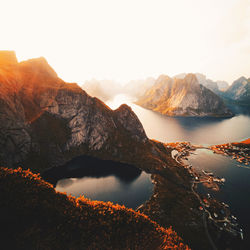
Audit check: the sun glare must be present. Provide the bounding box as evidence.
[106,94,135,110]
[1,0,249,84]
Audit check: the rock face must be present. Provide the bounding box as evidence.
[0,50,18,66]
[174,73,221,94]
[225,76,250,104]
[137,74,233,117]
[0,52,149,171]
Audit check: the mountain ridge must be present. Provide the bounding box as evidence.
[137,73,233,117]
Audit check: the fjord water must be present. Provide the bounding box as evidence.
[107,94,250,145]
[55,94,249,225]
[107,94,250,247]
[188,149,250,248]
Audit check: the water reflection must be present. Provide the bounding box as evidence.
[106,94,250,145]
[43,155,153,209]
[43,155,142,185]
[188,149,250,249]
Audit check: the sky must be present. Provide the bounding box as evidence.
[0,0,249,85]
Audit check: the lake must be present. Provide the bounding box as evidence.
[47,155,153,209]
[53,94,249,246]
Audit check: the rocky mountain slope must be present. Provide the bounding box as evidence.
[0,167,189,250]
[137,73,233,117]
[0,51,230,249]
[224,76,250,105]
[0,51,161,172]
[174,73,223,94]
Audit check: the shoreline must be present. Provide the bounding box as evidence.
[138,141,244,249]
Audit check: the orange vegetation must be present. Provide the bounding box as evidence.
[0,167,189,250]
[239,138,250,145]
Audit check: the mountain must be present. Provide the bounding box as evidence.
[137,74,233,117]
[81,77,155,102]
[81,79,121,102]
[123,77,155,99]
[0,51,184,177]
[174,73,220,94]
[0,167,188,249]
[224,76,250,105]
[217,80,229,91]
[0,51,160,173]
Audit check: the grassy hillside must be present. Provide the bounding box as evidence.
[0,167,189,250]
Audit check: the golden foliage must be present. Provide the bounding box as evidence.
[0,167,190,250]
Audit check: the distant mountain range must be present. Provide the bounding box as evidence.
[0,51,242,249]
[174,73,229,93]
[223,76,250,105]
[81,72,249,114]
[136,74,233,117]
[173,73,250,107]
[81,77,155,102]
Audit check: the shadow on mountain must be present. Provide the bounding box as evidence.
[173,116,231,130]
[42,155,142,186]
[225,104,250,116]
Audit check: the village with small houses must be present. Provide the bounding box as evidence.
[167,141,245,242]
[210,138,250,166]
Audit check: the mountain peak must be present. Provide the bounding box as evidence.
[0,50,18,66]
[137,73,233,117]
[235,76,248,84]
[19,57,58,79]
[184,73,199,84]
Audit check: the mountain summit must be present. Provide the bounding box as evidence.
[224,76,250,105]
[137,74,233,117]
[0,52,152,171]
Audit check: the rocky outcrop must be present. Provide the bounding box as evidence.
[174,73,221,94]
[224,76,250,105]
[0,50,18,66]
[0,52,150,171]
[137,74,233,117]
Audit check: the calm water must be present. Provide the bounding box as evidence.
[188,149,250,248]
[55,95,249,239]
[107,95,250,247]
[107,94,250,145]
[56,172,153,209]
[52,155,153,209]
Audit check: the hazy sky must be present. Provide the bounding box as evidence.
[1,0,249,84]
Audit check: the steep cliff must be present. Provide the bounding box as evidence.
[224,76,250,105]
[0,52,154,172]
[137,74,233,117]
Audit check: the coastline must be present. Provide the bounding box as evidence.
[138,141,244,249]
